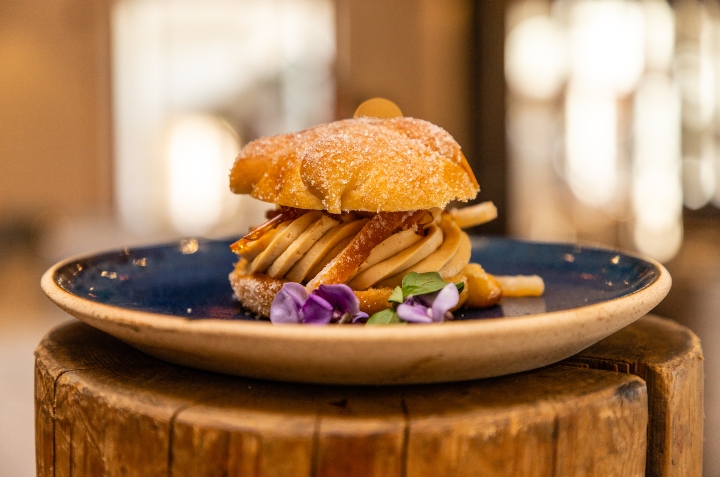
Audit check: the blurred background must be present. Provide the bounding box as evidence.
[1,0,719,474]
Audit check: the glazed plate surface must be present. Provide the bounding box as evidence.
[42,237,670,384]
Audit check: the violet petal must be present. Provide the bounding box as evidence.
[314,284,359,315]
[413,292,436,308]
[401,295,423,307]
[396,303,433,323]
[430,283,459,322]
[351,311,370,324]
[284,282,308,305]
[301,293,334,324]
[269,283,307,324]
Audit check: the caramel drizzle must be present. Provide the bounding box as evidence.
[230,207,307,254]
[306,210,426,290]
[411,210,435,235]
[231,208,430,287]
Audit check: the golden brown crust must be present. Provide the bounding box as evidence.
[229,263,393,318]
[450,263,503,309]
[229,268,285,317]
[229,117,479,214]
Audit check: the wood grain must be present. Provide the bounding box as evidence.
[566,315,704,476]
[403,366,647,476]
[35,315,701,476]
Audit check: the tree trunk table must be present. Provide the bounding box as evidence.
[35,314,702,477]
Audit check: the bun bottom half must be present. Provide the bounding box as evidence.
[229,265,393,318]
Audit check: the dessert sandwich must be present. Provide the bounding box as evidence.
[228,112,542,322]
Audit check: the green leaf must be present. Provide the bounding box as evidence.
[366,308,402,325]
[455,282,465,293]
[401,272,449,297]
[388,286,404,304]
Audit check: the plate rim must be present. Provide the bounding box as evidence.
[41,238,672,342]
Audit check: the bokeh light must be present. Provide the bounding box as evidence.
[164,115,238,236]
[504,0,720,263]
[505,15,568,100]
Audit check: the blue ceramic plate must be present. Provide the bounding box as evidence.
[42,237,670,384]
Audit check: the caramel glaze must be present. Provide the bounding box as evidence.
[231,209,473,291]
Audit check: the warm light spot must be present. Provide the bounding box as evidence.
[568,0,645,94]
[565,84,617,207]
[675,3,715,130]
[633,217,683,262]
[631,73,683,262]
[633,74,680,169]
[505,15,568,99]
[642,0,675,72]
[180,238,200,255]
[165,115,239,235]
[633,168,683,230]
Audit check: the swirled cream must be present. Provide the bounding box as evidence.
[234,211,472,290]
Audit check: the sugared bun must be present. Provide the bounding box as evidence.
[228,112,509,319]
[229,116,479,214]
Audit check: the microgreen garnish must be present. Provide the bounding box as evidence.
[368,272,464,325]
[366,308,403,325]
[388,286,404,305]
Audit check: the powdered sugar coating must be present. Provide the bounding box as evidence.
[229,117,479,213]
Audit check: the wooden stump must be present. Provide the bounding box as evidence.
[35,315,702,477]
[567,315,704,476]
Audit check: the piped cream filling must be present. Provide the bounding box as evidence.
[238,211,472,290]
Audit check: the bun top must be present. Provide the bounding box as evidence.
[229,116,479,214]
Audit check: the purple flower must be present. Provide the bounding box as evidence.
[396,283,459,323]
[270,282,307,323]
[270,283,368,324]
